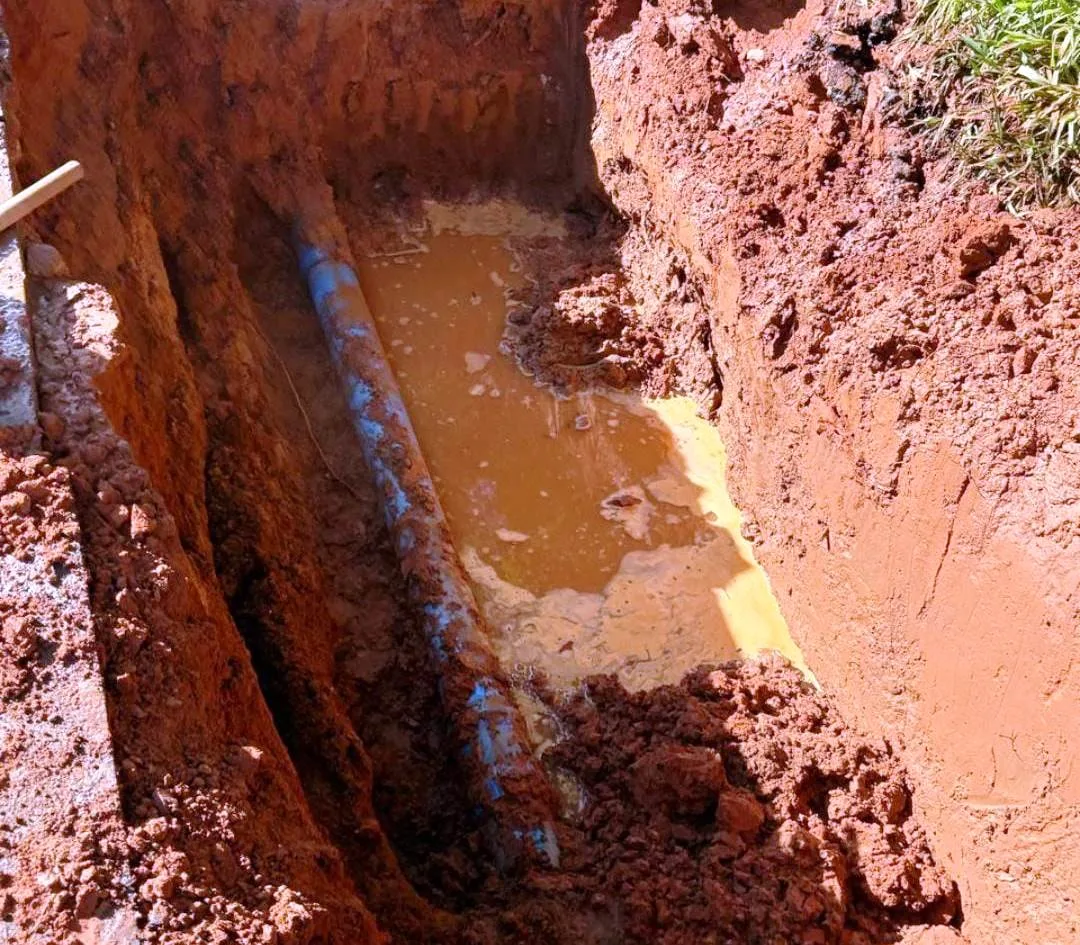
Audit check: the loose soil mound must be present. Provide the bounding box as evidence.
[537,657,959,944]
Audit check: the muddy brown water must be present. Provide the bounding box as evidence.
[357,204,808,706]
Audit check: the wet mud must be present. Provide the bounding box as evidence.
[358,211,806,694]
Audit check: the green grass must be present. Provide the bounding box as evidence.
[906,0,1080,207]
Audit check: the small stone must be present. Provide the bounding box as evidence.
[25,242,69,279]
[954,222,1014,278]
[152,788,178,815]
[146,900,169,928]
[1012,347,1036,377]
[574,414,592,431]
[710,829,747,860]
[130,503,156,540]
[140,871,177,900]
[3,616,36,659]
[940,280,974,301]
[0,356,22,387]
[667,13,699,51]
[116,588,138,615]
[36,870,62,890]
[631,746,727,817]
[80,441,108,466]
[601,489,641,509]
[96,482,120,506]
[717,789,766,837]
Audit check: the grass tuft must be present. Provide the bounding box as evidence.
[904,0,1080,208]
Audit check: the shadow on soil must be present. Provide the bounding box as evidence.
[719,0,808,34]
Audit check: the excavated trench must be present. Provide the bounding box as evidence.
[5,1,1080,944]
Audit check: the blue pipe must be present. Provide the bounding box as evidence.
[295,238,559,871]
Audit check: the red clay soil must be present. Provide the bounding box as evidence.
[537,657,959,944]
[0,1,585,937]
[2,254,962,944]
[27,279,389,943]
[0,0,1071,943]
[506,1,1080,942]
[0,450,136,940]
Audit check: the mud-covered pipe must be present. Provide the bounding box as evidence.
[294,235,559,872]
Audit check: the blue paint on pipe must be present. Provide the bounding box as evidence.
[468,681,492,710]
[478,719,497,766]
[422,602,451,662]
[359,416,386,444]
[396,527,416,556]
[334,263,360,289]
[516,825,561,868]
[349,380,374,412]
[384,477,411,519]
[296,244,327,275]
[309,263,341,309]
[493,717,523,763]
[296,237,559,870]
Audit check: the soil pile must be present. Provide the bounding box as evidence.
[537,656,959,944]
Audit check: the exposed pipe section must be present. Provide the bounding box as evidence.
[293,226,559,872]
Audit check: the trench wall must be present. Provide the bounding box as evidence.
[581,4,1080,944]
[0,1,586,940]
[5,0,1078,942]
[1,0,585,557]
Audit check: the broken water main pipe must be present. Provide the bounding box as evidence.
[293,217,560,872]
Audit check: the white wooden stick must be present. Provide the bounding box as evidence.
[0,161,84,232]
